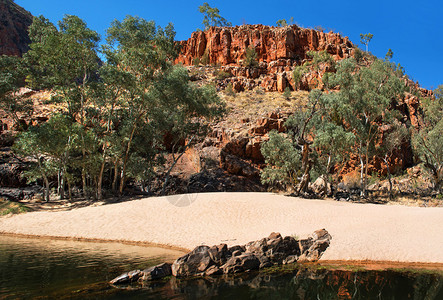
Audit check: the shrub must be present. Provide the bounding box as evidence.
[283,87,291,98]
[243,47,258,68]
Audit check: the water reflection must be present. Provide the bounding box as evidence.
[109,267,443,300]
[1,235,442,299]
[0,235,184,299]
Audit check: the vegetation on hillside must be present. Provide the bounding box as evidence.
[260,51,439,197]
[3,14,224,201]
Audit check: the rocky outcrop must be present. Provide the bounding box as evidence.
[110,229,332,285]
[176,25,354,92]
[0,0,32,56]
[177,25,353,66]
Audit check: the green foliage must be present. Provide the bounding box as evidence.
[325,57,405,194]
[305,50,335,71]
[215,69,232,80]
[0,199,32,216]
[225,83,235,96]
[276,17,294,27]
[14,14,224,200]
[292,66,306,89]
[292,51,335,90]
[263,57,406,196]
[411,86,443,192]
[0,55,31,129]
[385,48,394,61]
[198,2,232,30]
[354,48,364,63]
[243,47,258,68]
[360,33,373,52]
[260,131,301,188]
[192,57,201,66]
[283,87,291,98]
[276,19,288,27]
[201,50,210,65]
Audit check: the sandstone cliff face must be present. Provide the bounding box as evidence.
[177,25,354,66]
[176,25,354,92]
[0,0,32,56]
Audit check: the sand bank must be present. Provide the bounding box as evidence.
[1,192,442,263]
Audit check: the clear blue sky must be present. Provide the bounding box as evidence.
[15,0,443,90]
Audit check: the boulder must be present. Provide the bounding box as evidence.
[222,254,260,274]
[298,229,332,262]
[110,269,141,285]
[171,245,214,277]
[310,175,332,196]
[205,265,223,276]
[266,236,300,263]
[115,229,332,282]
[208,243,229,265]
[140,263,172,281]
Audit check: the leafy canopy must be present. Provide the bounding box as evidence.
[198,2,232,30]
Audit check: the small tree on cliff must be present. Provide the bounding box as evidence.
[411,85,443,193]
[198,2,232,30]
[360,33,373,52]
[243,47,258,68]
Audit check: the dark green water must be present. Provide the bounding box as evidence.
[1,235,442,299]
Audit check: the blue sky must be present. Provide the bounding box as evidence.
[15,0,442,90]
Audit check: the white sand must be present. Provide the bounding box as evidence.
[1,192,442,263]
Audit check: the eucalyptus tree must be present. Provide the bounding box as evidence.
[24,15,101,197]
[325,57,405,196]
[412,85,443,193]
[104,16,224,195]
[198,2,232,30]
[14,114,82,201]
[0,55,31,130]
[360,33,373,52]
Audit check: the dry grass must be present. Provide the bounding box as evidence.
[218,88,309,129]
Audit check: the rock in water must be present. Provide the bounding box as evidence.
[222,253,260,274]
[109,269,141,285]
[140,263,172,281]
[114,229,332,283]
[171,245,214,277]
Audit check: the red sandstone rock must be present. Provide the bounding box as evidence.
[0,0,32,56]
[177,25,353,66]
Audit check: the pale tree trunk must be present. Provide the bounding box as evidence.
[67,178,72,201]
[383,155,393,200]
[38,157,50,202]
[359,154,365,196]
[297,141,311,195]
[363,145,369,197]
[97,156,106,200]
[112,159,119,192]
[119,125,137,195]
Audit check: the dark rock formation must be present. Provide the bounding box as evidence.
[0,0,33,56]
[141,263,172,281]
[110,229,332,285]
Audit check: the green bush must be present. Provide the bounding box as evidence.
[243,47,258,68]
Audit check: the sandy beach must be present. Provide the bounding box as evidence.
[1,192,442,263]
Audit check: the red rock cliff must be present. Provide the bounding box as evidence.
[176,25,354,66]
[0,0,32,56]
[176,25,355,92]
